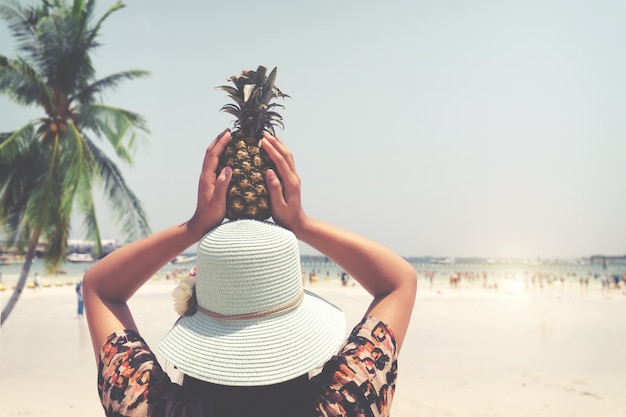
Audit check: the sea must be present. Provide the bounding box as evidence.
[0,256,196,283]
[1,254,624,290]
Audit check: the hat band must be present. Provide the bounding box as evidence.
[196,290,304,321]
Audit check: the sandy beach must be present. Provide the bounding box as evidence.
[1,271,625,417]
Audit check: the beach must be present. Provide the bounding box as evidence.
[1,268,625,417]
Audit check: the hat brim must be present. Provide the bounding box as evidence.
[159,290,346,386]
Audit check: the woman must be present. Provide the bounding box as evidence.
[84,130,417,417]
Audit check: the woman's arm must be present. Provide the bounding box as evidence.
[83,130,233,360]
[262,133,417,352]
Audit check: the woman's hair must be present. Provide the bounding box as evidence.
[181,373,317,417]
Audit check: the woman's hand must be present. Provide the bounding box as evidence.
[261,132,307,233]
[187,129,233,239]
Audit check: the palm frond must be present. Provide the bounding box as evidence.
[0,141,44,244]
[0,197,31,252]
[37,5,95,92]
[0,123,39,163]
[79,103,149,163]
[74,168,103,256]
[72,0,89,21]
[73,69,151,105]
[0,132,63,264]
[84,135,150,242]
[21,134,72,272]
[57,121,94,219]
[0,1,48,59]
[85,1,124,46]
[25,133,62,231]
[0,57,53,107]
[40,207,70,270]
[0,182,28,243]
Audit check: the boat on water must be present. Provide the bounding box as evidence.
[66,253,95,263]
[431,257,456,265]
[171,255,197,265]
[0,254,25,265]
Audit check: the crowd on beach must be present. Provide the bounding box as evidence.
[2,264,625,301]
[408,268,626,295]
[292,265,626,296]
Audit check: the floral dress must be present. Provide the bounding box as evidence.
[98,317,398,417]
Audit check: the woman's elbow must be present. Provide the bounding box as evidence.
[82,269,106,304]
[403,263,418,297]
[82,269,95,291]
[393,260,417,302]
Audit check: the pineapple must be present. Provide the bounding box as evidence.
[217,66,289,220]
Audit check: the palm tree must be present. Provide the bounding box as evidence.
[0,0,151,325]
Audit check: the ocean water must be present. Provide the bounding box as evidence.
[1,255,624,288]
[0,257,196,284]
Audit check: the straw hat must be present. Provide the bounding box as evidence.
[159,219,346,386]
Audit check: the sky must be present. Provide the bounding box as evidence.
[1,0,625,259]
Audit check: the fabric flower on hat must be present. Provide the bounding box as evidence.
[172,275,196,316]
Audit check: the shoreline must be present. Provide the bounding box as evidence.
[1,274,625,417]
[2,267,624,299]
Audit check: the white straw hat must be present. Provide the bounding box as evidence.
[159,219,346,386]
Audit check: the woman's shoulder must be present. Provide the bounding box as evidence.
[100,329,150,367]
[98,329,183,417]
[348,316,397,354]
[310,316,398,417]
[102,328,144,347]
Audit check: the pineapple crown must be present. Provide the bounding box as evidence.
[218,66,289,138]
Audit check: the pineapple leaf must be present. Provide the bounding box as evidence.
[243,84,254,102]
[220,103,241,113]
[217,65,289,137]
[267,102,285,110]
[260,67,277,103]
[216,85,242,99]
[274,87,290,99]
[221,107,241,119]
[254,66,267,88]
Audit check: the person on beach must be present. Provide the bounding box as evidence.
[76,280,84,317]
[341,271,348,286]
[83,130,417,417]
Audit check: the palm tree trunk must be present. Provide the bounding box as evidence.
[1,231,41,326]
